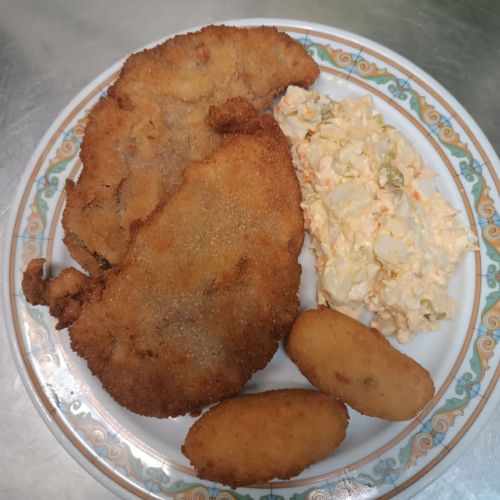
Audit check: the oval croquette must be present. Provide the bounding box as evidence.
[287,309,435,421]
[182,389,349,487]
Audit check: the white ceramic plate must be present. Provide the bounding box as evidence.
[3,19,499,500]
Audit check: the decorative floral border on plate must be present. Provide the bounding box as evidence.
[7,23,499,499]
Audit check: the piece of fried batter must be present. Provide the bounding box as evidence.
[22,258,94,329]
[63,25,318,275]
[183,389,349,487]
[68,121,304,417]
[287,309,435,421]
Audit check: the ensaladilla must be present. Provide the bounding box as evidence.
[274,86,476,343]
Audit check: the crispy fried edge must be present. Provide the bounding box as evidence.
[22,258,95,329]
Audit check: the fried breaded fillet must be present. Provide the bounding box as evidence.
[22,258,94,329]
[287,309,435,421]
[68,121,304,417]
[182,389,349,487]
[63,25,318,275]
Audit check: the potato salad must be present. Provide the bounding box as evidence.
[274,86,477,343]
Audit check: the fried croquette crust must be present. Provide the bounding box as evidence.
[68,124,304,417]
[182,389,349,487]
[63,25,319,275]
[287,309,435,421]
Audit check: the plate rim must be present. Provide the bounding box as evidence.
[3,17,499,500]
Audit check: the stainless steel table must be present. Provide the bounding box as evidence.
[1,0,498,498]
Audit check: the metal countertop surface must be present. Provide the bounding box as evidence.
[0,0,498,498]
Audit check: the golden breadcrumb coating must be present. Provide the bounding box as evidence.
[183,389,349,487]
[63,25,318,275]
[68,122,304,417]
[22,258,94,329]
[287,308,435,421]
